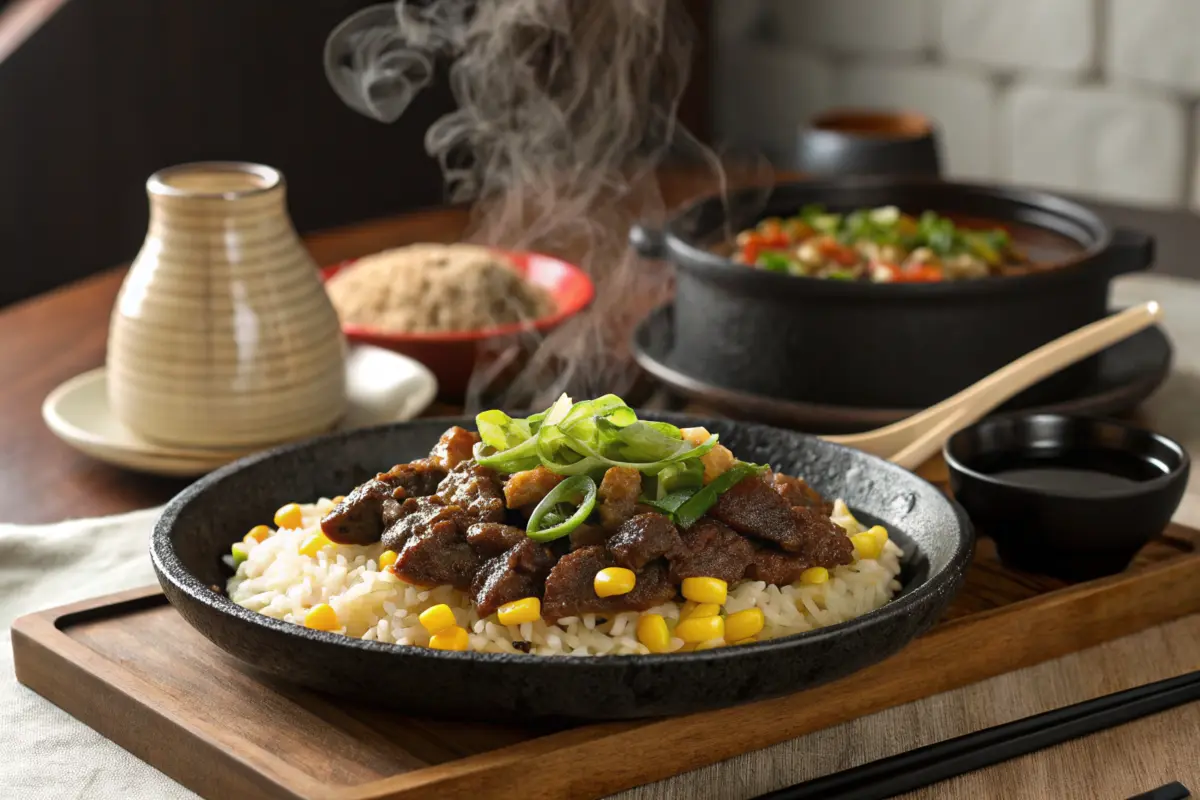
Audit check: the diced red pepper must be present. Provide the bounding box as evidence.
[739,232,791,264]
[871,261,944,283]
[815,237,859,267]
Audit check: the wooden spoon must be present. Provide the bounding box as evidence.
[825,301,1163,469]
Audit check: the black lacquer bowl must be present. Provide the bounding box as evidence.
[152,415,974,722]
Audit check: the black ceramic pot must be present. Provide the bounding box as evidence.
[152,415,973,722]
[629,177,1155,410]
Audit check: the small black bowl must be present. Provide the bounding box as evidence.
[796,108,942,178]
[945,414,1189,581]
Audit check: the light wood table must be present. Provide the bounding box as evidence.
[5,197,1200,797]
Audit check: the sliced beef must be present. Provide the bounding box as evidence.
[568,523,608,551]
[769,471,832,514]
[596,466,642,530]
[793,505,855,568]
[608,513,683,570]
[390,515,478,590]
[429,426,480,471]
[436,460,505,524]
[379,459,447,499]
[465,522,528,557]
[541,546,677,622]
[470,538,557,618]
[711,476,805,552]
[381,496,463,553]
[503,465,564,509]
[745,547,810,586]
[320,479,399,545]
[665,517,755,583]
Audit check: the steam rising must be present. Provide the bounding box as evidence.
[327,0,730,410]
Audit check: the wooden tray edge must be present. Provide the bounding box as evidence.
[14,550,1200,800]
[11,588,328,800]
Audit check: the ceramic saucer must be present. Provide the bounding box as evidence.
[42,344,438,477]
[633,304,1173,434]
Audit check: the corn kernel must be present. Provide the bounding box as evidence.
[681,577,727,605]
[686,603,721,619]
[304,603,339,631]
[378,550,398,570]
[244,525,271,544]
[230,542,249,566]
[637,614,671,654]
[730,636,757,646]
[800,567,829,585]
[675,614,724,643]
[274,503,303,530]
[594,567,636,597]
[852,526,888,561]
[497,597,541,626]
[430,625,470,651]
[299,531,331,558]
[724,608,765,641]
[419,603,458,634]
[694,638,725,651]
[332,495,346,505]
[679,600,698,619]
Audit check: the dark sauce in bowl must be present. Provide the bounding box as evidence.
[970,448,1170,496]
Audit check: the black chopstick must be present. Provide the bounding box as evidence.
[1129,783,1191,800]
[754,669,1200,800]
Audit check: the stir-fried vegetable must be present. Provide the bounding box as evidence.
[734,204,1027,283]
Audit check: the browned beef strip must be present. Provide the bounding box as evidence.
[568,523,608,551]
[744,547,810,586]
[665,517,755,583]
[710,476,805,552]
[541,545,678,622]
[769,471,832,514]
[380,459,447,498]
[608,513,683,570]
[381,496,463,553]
[596,467,642,530]
[465,522,528,557]
[470,538,557,618]
[429,426,480,471]
[793,506,855,568]
[503,465,564,509]
[320,479,398,545]
[391,517,479,590]
[436,460,505,524]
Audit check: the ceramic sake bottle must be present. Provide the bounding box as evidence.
[107,162,347,449]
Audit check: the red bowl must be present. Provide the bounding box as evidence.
[320,250,595,399]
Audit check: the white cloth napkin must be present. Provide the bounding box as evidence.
[2,273,1198,800]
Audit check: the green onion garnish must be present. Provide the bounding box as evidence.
[526,475,598,542]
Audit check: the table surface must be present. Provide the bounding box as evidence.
[5,185,1200,799]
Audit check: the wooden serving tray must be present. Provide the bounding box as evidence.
[12,459,1200,800]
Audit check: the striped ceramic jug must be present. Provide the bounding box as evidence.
[107,162,347,449]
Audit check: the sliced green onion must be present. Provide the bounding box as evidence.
[641,489,697,517]
[526,475,598,542]
[674,462,768,529]
[473,438,540,474]
[826,269,856,281]
[231,541,249,566]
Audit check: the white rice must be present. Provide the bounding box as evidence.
[226,497,903,656]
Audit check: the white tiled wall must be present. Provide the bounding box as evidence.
[713,0,1200,209]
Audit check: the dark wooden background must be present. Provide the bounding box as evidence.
[0,0,712,307]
